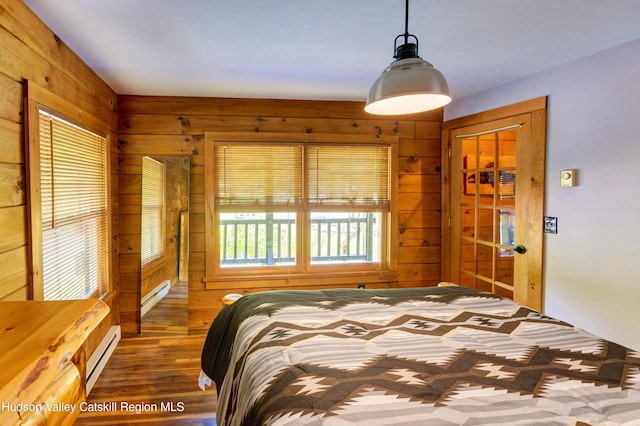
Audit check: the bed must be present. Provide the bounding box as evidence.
[201,286,640,425]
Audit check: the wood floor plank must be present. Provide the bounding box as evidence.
[76,282,217,425]
[142,280,189,336]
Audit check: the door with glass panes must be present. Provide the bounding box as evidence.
[448,112,545,311]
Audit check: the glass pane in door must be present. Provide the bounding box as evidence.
[458,129,517,299]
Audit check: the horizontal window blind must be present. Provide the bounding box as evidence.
[141,156,165,266]
[307,145,390,210]
[39,110,109,300]
[214,144,303,209]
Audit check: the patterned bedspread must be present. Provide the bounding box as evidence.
[201,287,640,425]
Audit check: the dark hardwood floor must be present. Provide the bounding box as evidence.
[75,282,218,425]
[142,280,189,337]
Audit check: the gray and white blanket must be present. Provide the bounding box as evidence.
[201,286,640,425]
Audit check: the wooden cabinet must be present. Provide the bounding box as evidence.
[0,299,109,425]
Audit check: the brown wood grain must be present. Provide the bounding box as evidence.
[117,94,444,333]
[77,284,216,425]
[0,299,108,424]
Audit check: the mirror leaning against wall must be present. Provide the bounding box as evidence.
[140,156,190,335]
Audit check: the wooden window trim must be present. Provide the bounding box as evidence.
[24,80,112,300]
[203,132,399,287]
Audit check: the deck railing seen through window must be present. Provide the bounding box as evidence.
[219,213,379,266]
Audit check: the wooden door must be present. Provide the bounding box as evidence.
[442,99,546,311]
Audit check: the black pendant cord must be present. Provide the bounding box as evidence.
[393,0,419,60]
[403,0,410,44]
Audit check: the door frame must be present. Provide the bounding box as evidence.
[441,97,547,311]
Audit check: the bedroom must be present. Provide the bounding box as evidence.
[1,0,639,424]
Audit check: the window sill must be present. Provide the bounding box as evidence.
[204,269,397,290]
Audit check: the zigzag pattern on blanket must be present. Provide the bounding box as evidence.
[212,289,640,425]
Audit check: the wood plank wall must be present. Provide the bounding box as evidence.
[0,1,119,351]
[117,96,443,334]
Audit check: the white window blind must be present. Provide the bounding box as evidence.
[214,144,303,210]
[214,143,390,210]
[39,110,109,300]
[141,156,165,266]
[306,145,390,210]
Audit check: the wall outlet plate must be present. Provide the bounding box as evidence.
[544,216,558,234]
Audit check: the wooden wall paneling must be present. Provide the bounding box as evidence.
[399,139,442,157]
[107,126,120,326]
[118,95,443,333]
[117,96,443,122]
[0,269,29,300]
[397,192,441,211]
[0,205,26,252]
[117,150,142,333]
[0,75,23,123]
[141,261,164,297]
[397,226,441,246]
[24,50,117,299]
[118,211,141,236]
[396,130,442,288]
[398,174,442,193]
[0,1,116,121]
[397,262,441,284]
[0,27,114,128]
[0,246,28,297]
[119,232,140,256]
[118,134,203,156]
[415,121,443,139]
[0,163,25,207]
[0,120,23,162]
[119,114,409,137]
[0,282,29,300]
[0,1,120,366]
[0,75,27,302]
[397,210,442,228]
[398,245,442,263]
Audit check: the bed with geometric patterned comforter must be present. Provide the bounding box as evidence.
[201,286,640,425]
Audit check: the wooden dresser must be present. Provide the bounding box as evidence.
[0,299,109,425]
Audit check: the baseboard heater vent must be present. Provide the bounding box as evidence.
[86,325,121,394]
[141,280,171,317]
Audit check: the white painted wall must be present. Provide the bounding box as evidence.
[444,39,640,351]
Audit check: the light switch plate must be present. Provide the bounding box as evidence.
[560,169,577,186]
[544,216,558,234]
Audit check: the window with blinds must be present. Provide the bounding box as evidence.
[141,156,165,266]
[213,142,391,269]
[306,145,390,210]
[214,144,303,210]
[39,110,109,300]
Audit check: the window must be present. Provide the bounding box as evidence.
[141,156,165,266]
[37,109,109,300]
[214,143,301,268]
[205,133,397,280]
[306,144,388,266]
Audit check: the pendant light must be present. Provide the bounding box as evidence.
[365,0,451,115]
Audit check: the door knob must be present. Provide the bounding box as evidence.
[514,245,527,254]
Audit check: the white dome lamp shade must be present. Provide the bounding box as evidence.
[365,0,451,115]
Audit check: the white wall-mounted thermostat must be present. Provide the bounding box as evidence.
[560,169,577,187]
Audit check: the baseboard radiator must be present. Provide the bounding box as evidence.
[141,280,171,317]
[86,325,121,394]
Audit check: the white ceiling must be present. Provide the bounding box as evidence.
[23,0,640,103]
